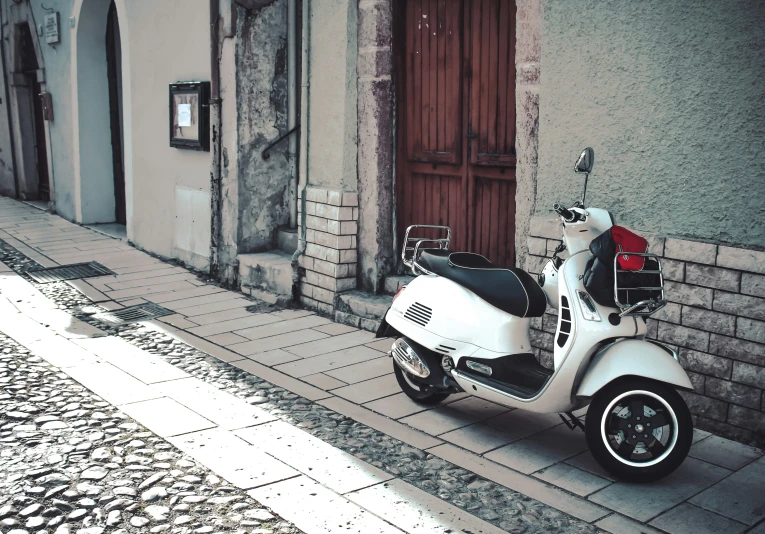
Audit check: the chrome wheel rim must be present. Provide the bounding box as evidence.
[600,389,679,467]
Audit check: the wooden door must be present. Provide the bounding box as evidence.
[32,81,50,201]
[395,0,517,266]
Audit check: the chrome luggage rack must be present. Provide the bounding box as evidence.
[402,225,451,276]
[613,251,667,317]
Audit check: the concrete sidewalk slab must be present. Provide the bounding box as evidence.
[346,478,507,534]
[168,429,299,490]
[119,396,217,437]
[74,336,190,384]
[237,420,394,494]
[249,476,405,534]
[152,377,276,430]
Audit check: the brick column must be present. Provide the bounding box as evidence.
[297,186,359,314]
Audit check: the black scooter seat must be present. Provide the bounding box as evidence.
[417,249,547,318]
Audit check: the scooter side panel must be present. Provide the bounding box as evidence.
[385,275,532,355]
[577,339,693,397]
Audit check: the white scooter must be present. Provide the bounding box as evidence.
[376,148,693,482]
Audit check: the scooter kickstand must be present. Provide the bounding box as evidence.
[559,412,585,432]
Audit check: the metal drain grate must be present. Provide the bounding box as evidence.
[25,262,115,283]
[93,303,174,325]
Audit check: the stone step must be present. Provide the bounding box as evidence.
[334,290,392,333]
[238,251,295,304]
[276,227,298,255]
[383,274,415,295]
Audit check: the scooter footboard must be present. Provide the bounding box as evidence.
[577,339,693,397]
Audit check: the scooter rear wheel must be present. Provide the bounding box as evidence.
[585,377,693,483]
[393,360,451,405]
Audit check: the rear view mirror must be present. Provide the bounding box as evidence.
[575,147,594,174]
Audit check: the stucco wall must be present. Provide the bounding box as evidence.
[236,0,290,253]
[306,0,357,191]
[537,0,765,248]
[123,1,211,268]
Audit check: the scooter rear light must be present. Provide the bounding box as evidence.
[392,285,407,303]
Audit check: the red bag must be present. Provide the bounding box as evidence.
[611,226,648,271]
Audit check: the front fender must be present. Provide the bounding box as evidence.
[577,339,693,397]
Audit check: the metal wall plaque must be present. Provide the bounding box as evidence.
[44,12,60,45]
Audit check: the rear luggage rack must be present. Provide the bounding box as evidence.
[401,225,451,276]
[613,252,667,317]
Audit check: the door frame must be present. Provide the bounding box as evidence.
[71,0,133,229]
[356,0,542,282]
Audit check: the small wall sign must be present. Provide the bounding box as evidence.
[44,12,60,45]
[169,81,210,151]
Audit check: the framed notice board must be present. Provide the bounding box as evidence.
[169,81,210,151]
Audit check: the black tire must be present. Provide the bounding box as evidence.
[585,378,693,483]
[393,360,451,405]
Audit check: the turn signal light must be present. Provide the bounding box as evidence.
[392,285,407,303]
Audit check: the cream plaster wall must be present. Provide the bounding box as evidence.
[537,0,765,248]
[122,1,211,268]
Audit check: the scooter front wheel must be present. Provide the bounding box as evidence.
[393,360,451,405]
[585,378,693,483]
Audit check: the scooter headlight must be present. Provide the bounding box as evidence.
[392,338,430,378]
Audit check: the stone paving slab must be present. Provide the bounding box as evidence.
[74,336,190,384]
[688,457,765,525]
[236,420,394,494]
[648,503,748,534]
[119,397,218,437]
[346,478,507,534]
[250,476,405,534]
[152,377,277,430]
[588,457,731,522]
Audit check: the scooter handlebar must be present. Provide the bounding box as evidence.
[553,202,576,222]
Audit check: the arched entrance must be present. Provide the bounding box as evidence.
[71,0,130,228]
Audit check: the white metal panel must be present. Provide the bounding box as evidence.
[175,186,210,257]
[386,275,532,355]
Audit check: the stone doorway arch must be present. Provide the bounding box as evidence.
[71,0,132,230]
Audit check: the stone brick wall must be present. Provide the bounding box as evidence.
[297,186,359,314]
[526,216,765,447]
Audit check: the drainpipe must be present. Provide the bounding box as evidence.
[209,0,223,280]
[291,0,309,266]
[0,4,20,198]
[287,0,297,228]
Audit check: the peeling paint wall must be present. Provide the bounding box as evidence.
[537,0,765,248]
[235,1,291,253]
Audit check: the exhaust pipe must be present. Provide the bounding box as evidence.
[392,338,430,379]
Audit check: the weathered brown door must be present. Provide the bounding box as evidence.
[32,82,50,201]
[395,0,517,266]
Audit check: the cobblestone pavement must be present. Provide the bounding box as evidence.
[0,235,595,534]
[0,331,302,534]
[1,197,765,534]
